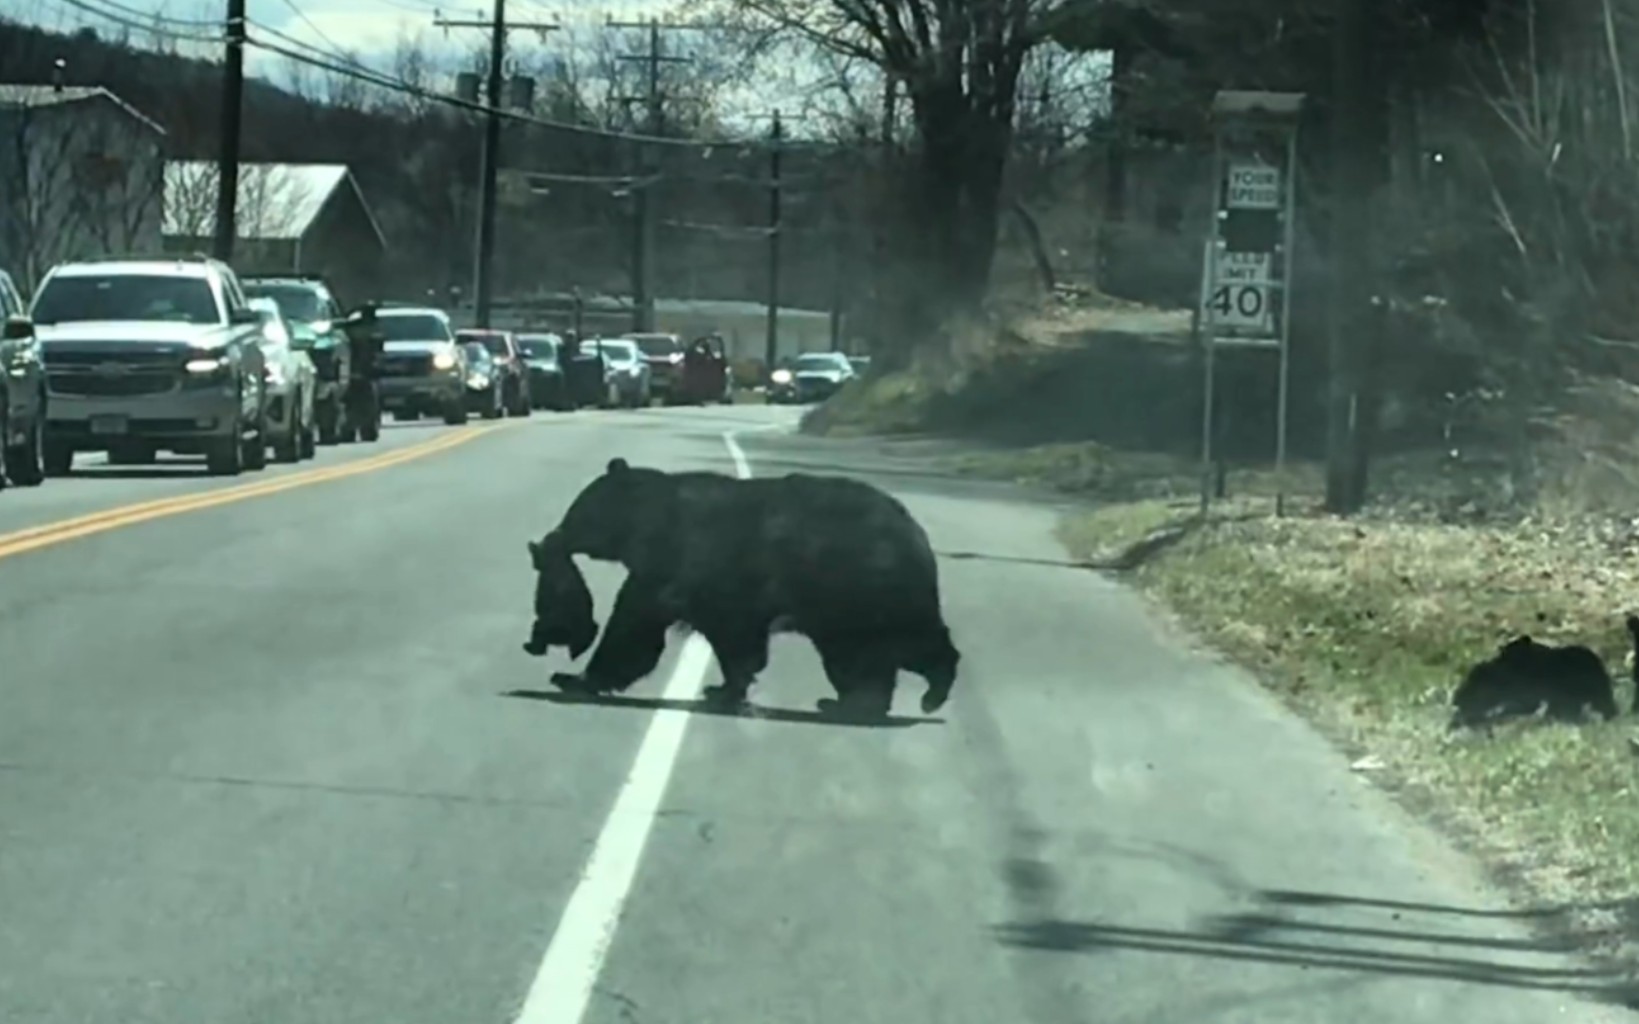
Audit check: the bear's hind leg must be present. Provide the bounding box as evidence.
[814,636,896,721]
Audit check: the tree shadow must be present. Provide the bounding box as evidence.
[992,885,1639,1006]
[502,687,943,729]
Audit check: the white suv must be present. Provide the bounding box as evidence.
[29,255,271,476]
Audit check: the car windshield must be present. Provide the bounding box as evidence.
[459,331,511,356]
[601,343,636,362]
[629,335,680,357]
[796,353,848,372]
[31,273,220,326]
[378,312,452,342]
[464,344,491,365]
[242,284,325,323]
[519,337,559,360]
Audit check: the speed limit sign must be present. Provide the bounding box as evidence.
[1209,283,1268,326]
[1208,250,1274,333]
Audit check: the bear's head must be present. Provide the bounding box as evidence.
[556,457,675,564]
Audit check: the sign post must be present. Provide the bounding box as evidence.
[1198,90,1305,516]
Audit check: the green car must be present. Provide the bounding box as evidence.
[241,274,354,445]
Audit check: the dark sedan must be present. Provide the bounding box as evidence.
[518,333,573,411]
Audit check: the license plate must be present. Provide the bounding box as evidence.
[89,414,129,436]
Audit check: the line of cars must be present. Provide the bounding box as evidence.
[0,252,745,494]
[0,254,399,487]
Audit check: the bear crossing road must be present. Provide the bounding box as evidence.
[524,456,962,720]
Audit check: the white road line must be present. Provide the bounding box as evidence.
[723,430,752,479]
[511,429,755,1024]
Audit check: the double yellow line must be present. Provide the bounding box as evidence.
[0,423,510,562]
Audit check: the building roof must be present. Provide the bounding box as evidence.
[163,161,387,248]
[0,83,166,136]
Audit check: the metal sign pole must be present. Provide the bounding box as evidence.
[1200,90,1306,518]
[1274,124,1300,516]
[1198,134,1225,516]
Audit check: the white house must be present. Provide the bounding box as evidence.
[0,84,167,295]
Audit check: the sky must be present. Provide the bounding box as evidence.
[18,0,690,92]
[12,0,1108,138]
[9,0,832,132]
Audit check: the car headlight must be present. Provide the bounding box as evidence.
[433,350,457,371]
[185,355,229,375]
[468,373,491,388]
[771,369,792,384]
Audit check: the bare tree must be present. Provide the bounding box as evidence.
[164,161,313,242]
[717,0,1075,360]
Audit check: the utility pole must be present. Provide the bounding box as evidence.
[609,17,714,332]
[213,0,246,262]
[871,75,898,344]
[434,6,560,328]
[829,219,844,352]
[765,111,783,369]
[1326,0,1370,513]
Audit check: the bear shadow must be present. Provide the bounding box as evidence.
[502,688,943,729]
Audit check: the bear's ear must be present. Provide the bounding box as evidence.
[607,457,630,475]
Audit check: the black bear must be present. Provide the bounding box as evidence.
[531,457,961,717]
[521,530,600,661]
[1448,632,1622,731]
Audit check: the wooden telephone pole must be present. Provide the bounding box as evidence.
[434,5,560,328]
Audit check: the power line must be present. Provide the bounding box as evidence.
[242,34,768,150]
[56,0,222,43]
[82,0,216,26]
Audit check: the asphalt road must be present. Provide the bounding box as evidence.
[0,403,1632,1024]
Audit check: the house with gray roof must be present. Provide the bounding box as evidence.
[164,161,388,306]
[0,83,167,294]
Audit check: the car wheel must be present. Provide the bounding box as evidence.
[0,394,10,490]
[444,400,469,426]
[272,404,301,464]
[316,399,340,445]
[206,417,243,477]
[483,388,503,420]
[42,441,73,477]
[241,400,269,472]
[7,399,46,487]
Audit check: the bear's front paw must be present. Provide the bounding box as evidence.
[551,671,609,694]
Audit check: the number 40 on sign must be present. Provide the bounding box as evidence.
[1209,251,1274,332]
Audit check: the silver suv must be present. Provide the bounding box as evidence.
[29,255,270,476]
